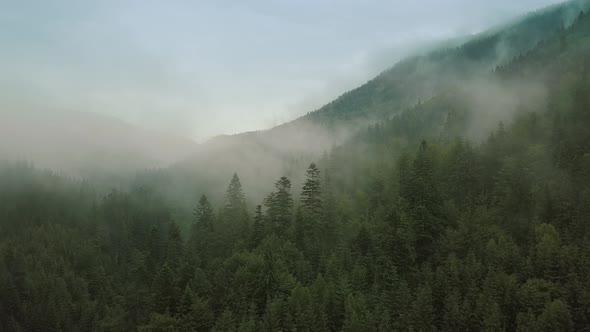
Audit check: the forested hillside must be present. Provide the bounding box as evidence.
[2,4,590,332]
[303,0,588,125]
[164,0,589,207]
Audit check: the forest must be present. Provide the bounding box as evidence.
[1,4,590,332]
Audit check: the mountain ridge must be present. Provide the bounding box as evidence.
[163,0,589,206]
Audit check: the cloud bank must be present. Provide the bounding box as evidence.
[0,0,559,140]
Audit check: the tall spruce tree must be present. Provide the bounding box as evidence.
[267,176,293,235]
[165,220,184,270]
[193,194,214,231]
[250,205,265,248]
[301,163,322,216]
[224,173,245,218]
[274,176,293,215]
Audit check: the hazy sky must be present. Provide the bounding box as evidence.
[1,0,559,141]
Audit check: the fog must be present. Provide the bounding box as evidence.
[459,77,548,141]
[0,0,586,201]
[4,1,590,328]
[0,110,197,177]
[1,0,560,141]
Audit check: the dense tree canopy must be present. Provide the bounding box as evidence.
[1,6,590,332]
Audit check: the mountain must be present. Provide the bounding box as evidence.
[0,110,197,178]
[304,0,588,125]
[164,0,590,205]
[2,5,590,331]
[326,6,590,199]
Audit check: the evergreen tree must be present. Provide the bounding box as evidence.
[250,205,265,248]
[151,264,179,314]
[222,173,250,244]
[264,176,293,235]
[193,194,214,231]
[3,10,590,330]
[146,225,163,276]
[412,284,436,332]
[402,141,445,262]
[301,163,322,216]
[165,221,183,270]
[274,176,293,228]
[224,173,246,219]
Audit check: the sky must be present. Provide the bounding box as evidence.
[0,0,560,141]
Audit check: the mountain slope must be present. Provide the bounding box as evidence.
[165,0,589,205]
[303,0,588,125]
[325,7,590,200]
[2,8,590,331]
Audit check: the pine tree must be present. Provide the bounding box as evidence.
[215,310,237,332]
[321,168,337,252]
[221,173,250,243]
[343,293,371,332]
[289,285,316,331]
[189,295,215,331]
[225,173,246,219]
[152,264,179,314]
[146,226,163,276]
[275,176,293,225]
[538,300,573,331]
[264,176,293,235]
[165,221,183,270]
[193,194,214,231]
[250,205,265,248]
[402,141,445,262]
[404,140,441,212]
[323,168,335,224]
[411,284,436,332]
[177,285,194,321]
[190,195,215,260]
[301,163,322,216]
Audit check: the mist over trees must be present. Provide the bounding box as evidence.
[2,1,590,332]
[142,0,589,210]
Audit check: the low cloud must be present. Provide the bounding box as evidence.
[0,0,561,141]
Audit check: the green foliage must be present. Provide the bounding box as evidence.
[301,163,323,216]
[194,194,214,231]
[264,176,294,236]
[2,5,590,332]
